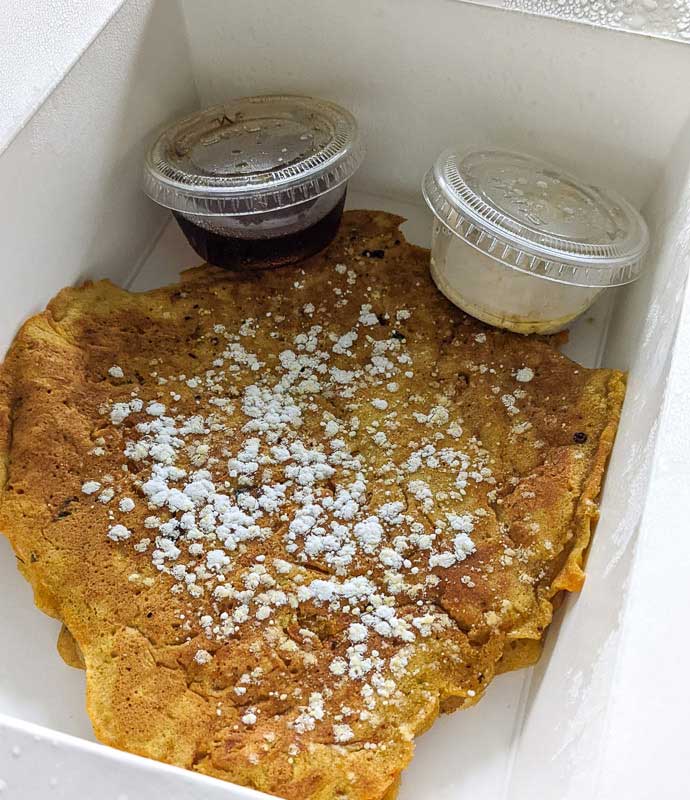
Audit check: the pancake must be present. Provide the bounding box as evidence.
[0,211,625,799]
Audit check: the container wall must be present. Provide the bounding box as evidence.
[180,0,690,208]
[0,0,125,152]
[0,714,264,800]
[594,110,690,800]
[0,0,198,353]
[506,107,690,800]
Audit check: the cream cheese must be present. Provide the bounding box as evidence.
[429,221,602,334]
[422,148,649,334]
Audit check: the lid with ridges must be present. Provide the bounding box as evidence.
[144,95,365,216]
[422,148,649,287]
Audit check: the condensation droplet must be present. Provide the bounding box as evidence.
[627,13,647,28]
[500,0,690,41]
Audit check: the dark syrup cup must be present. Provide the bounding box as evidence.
[143,95,364,270]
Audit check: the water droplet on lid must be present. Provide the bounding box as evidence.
[0,779,7,792]
[10,745,21,757]
[627,13,646,28]
[49,777,58,788]
[299,133,312,141]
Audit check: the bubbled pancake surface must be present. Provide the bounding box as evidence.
[0,211,625,800]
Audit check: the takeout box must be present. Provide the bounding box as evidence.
[2,1,690,798]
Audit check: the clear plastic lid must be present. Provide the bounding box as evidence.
[143,95,365,217]
[422,148,649,287]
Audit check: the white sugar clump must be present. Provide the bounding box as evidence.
[454,533,476,560]
[194,649,212,665]
[333,723,354,743]
[515,367,534,382]
[447,513,474,534]
[359,304,379,326]
[348,623,369,643]
[107,524,132,541]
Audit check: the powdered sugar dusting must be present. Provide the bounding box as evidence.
[76,237,561,753]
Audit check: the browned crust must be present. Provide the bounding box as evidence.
[57,624,86,669]
[0,210,625,800]
[550,371,626,593]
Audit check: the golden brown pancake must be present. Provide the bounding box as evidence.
[0,211,624,800]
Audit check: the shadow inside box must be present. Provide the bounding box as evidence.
[399,664,531,799]
[0,536,94,741]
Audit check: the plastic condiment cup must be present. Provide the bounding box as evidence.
[143,95,365,269]
[422,148,649,334]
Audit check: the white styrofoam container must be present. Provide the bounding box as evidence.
[1,1,690,798]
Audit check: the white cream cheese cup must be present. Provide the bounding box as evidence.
[422,148,649,334]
